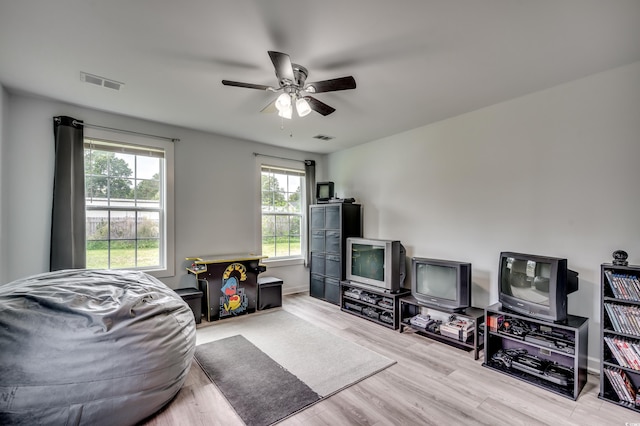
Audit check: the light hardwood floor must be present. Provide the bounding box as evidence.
[144,293,640,425]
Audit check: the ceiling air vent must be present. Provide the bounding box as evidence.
[80,72,124,91]
[313,134,335,141]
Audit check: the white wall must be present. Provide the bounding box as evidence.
[0,84,8,284]
[5,62,639,368]
[2,93,324,294]
[328,61,640,370]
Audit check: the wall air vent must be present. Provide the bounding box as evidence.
[80,72,124,91]
[313,134,335,141]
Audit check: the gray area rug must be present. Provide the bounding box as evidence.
[195,335,320,426]
[195,309,396,424]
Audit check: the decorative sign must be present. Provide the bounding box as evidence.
[219,262,249,317]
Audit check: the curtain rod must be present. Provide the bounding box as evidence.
[253,153,311,164]
[73,120,180,142]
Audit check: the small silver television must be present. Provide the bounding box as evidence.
[346,237,406,293]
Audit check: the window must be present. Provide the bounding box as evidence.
[84,132,174,277]
[261,165,305,259]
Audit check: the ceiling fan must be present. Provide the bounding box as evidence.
[222,51,356,118]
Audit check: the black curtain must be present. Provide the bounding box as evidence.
[304,160,316,266]
[50,116,86,271]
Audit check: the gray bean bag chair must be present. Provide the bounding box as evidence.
[0,269,196,425]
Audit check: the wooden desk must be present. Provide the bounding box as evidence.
[186,254,266,322]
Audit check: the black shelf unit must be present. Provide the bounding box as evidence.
[484,303,588,400]
[340,281,410,329]
[309,203,361,305]
[399,296,485,360]
[599,263,640,412]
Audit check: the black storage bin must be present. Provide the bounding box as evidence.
[175,288,203,324]
[324,278,340,305]
[257,276,283,310]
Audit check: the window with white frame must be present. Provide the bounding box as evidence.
[84,134,174,277]
[261,165,305,259]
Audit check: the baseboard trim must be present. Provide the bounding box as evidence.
[283,286,309,296]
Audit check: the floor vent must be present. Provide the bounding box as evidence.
[80,72,123,91]
[313,134,334,141]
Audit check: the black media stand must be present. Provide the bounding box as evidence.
[399,296,485,360]
[483,302,588,400]
[340,281,410,330]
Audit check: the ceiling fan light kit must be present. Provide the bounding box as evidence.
[222,51,356,118]
[275,92,291,111]
[274,92,312,119]
[277,102,293,119]
[296,97,312,117]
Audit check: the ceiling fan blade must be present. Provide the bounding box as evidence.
[222,80,273,90]
[260,99,278,113]
[268,51,295,85]
[304,96,336,116]
[304,76,356,93]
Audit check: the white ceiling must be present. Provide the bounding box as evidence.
[1,0,639,154]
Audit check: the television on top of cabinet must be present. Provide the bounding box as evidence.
[346,237,406,293]
[498,251,579,323]
[410,257,472,312]
[315,181,334,202]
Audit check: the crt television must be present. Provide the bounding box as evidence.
[498,251,579,323]
[346,237,406,293]
[411,257,472,312]
[316,181,334,202]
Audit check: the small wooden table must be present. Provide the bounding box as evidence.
[186,254,266,322]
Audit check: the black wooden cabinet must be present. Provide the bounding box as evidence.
[309,203,361,304]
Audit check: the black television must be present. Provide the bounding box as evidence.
[411,257,472,312]
[346,237,406,293]
[316,181,334,203]
[498,251,579,323]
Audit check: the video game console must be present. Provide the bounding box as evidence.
[491,348,574,387]
[524,330,575,354]
[410,314,433,329]
[362,307,380,320]
[379,311,394,324]
[361,293,382,304]
[343,288,362,299]
[377,297,394,309]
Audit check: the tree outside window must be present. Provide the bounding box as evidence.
[84,141,163,270]
[261,166,304,258]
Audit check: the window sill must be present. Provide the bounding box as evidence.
[138,265,175,279]
[262,257,305,268]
